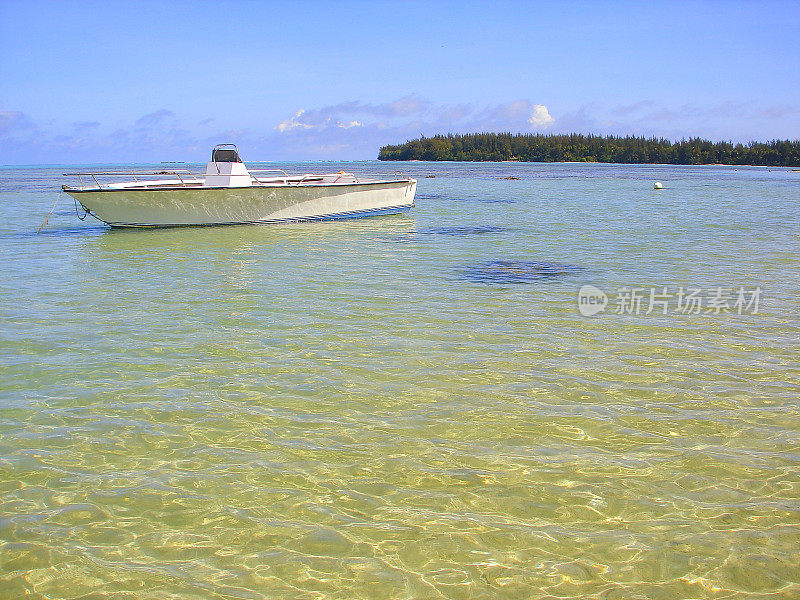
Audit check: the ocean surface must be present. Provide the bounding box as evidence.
[1,161,798,599]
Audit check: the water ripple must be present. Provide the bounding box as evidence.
[0,162,798,599]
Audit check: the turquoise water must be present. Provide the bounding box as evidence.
[1,161,799,599]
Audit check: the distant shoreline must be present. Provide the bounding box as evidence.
[378,133,800,167]
[383,159,799,169]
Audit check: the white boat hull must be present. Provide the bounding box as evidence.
[65,180,416,227]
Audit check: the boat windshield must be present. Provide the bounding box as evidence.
[212,144,241,163]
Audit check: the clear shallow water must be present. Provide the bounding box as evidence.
[1,161,798,599]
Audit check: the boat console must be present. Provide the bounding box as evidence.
[204,144,253,187]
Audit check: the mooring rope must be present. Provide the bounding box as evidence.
[73,196,89,221]
[36,191,64,234]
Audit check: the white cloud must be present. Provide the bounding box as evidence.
[275,97,430,133]
[72,120,100,131]
[276,109,314,132]
[275,98,557,139]
[528,104,554,127]
[3,97,798,163]
[0,110,34,135]
[755,105,800,119]
[611,101,655,116]
[386,96,429,116]
[134,109,176,128]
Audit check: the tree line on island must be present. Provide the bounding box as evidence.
[378,133,800,166]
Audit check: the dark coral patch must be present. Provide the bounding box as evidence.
[463,260,582,284]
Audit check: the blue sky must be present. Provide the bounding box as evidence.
[1,0,798,163]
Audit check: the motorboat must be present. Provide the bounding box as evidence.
[62,144,416,227]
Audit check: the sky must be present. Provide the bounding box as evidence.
[1,0,798,164]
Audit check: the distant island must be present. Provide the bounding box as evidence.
[378,133,800,166]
